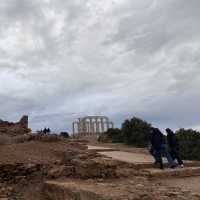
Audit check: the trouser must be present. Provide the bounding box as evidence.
[154,148,163,169]
[170,148,183,165]
[155,145,175,168]
[149,146,163,168]
[149,147,159,163]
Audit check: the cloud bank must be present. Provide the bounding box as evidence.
[0,0,200,132]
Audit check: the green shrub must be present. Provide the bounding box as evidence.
[98,128,123,143]
[60,132,70,138]
[98,134,112,143]
[107,128,123,143]
[122,117,152,147]
[176,128,200,160]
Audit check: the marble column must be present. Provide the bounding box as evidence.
[91,122,94,134]
[82,119,86,135]
[78,118,81,134]
[110,122,114,129]
[72,122,75,134]
[89,118,92,134]
[95,118,99,133]
[106,120,109,131]
[100,118,104,133]
[86,122,90,134]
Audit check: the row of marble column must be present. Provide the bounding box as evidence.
[72,116,114,135]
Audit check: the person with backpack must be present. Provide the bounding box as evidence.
[166,128,184,167]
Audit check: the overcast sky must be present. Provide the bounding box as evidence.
[0,0,200,133]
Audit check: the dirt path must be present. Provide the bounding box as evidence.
[88,143,148,153]
[87,145,115,150]
[88,145,154,163]
[99,151,154,164]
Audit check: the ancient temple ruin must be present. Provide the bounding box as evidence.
[72,116,114,136]
[0,115,31,136]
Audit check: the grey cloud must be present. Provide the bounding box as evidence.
[1,0,41,20]
[0,0,200,132]
[107,0,200,55]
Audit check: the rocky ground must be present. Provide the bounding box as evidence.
[0,134,200,200]
[44,178,200,200]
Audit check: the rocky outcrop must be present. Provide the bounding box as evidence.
[0,116,31,136]
[0,163,48,183]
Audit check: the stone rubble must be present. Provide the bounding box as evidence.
[0,116,31,137]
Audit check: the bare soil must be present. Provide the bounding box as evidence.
[0,135,200,200]
[0,140,80,164]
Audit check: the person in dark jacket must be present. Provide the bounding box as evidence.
[166,128,184,167]
[149,128,163,168]
[150,128,176,169]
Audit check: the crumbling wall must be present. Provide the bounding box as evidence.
[0,115,31,136]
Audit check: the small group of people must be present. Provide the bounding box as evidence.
[149,128,183,169]
[38,128,51,134]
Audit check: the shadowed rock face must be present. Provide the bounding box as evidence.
[0,115,31,136]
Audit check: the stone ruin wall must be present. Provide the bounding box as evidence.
[0,115,31,136]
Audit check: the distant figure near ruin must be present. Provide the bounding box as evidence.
[72,116,114,136]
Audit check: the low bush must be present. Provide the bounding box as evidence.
[176,128,200,160]
[122,117,152,147]
[98,128,123,143]
[60,132,70,138]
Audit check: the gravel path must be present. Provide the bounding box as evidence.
[99,150,154,164]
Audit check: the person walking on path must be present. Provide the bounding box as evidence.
[150,128,176,169]
[149,128,161,166]
[166,128,184,167]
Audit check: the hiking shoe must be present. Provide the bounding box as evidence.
[160,164,164,169]
[170,165,177,169]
